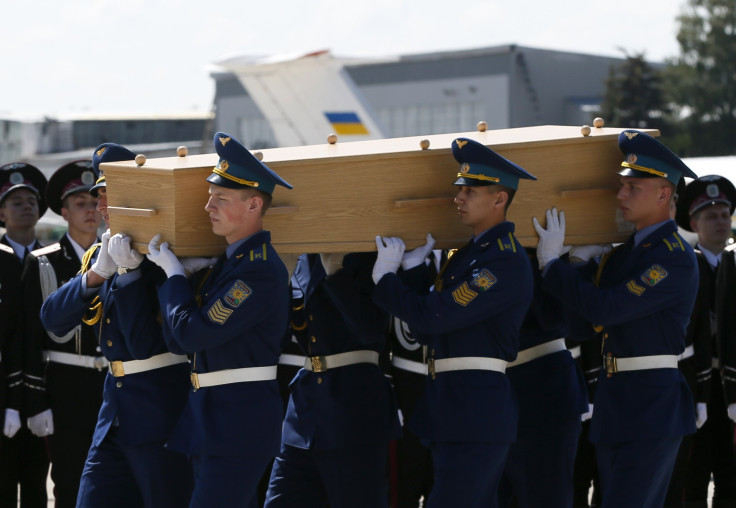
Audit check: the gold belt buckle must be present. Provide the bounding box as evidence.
[428,357,436,380]
[604,354,617,376]
[110,361,125,377]
[310,356,326,373]
[190,372,200,391]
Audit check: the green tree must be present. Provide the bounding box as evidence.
[666,0,736,156]
[599,52,672,136]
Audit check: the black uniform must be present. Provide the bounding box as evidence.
[0,236,49,508]
[21,235,106,508]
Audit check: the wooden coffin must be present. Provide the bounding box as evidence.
[103,125,653,255]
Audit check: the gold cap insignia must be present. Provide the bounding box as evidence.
[96,147,107,157]
[627,154,638,165]
[624,132,639,140]
[455,139,468,149]
[216,160,230,171]
[219,136,231,146]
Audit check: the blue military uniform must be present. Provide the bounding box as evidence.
[372,138,536,507]
[540,130,699,507]
[499,250,588,508]
[39,144,193,508]
[154,132,291,508]
[265,252,401,508]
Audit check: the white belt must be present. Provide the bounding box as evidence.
[569,345,581,359]
[604,354,678,374]
[430,356,507,379]
[677,344,695,362]
[713,358,722,370]
[508,338,567,368]
[391,356,428,375]
[278,354,307,368]
[304,350,379,372]
[109,353,188,377]
[191,365,277,390]
[44,350,109,370]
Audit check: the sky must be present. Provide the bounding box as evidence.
[1,0,689,119]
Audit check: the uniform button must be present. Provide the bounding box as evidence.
[106,318,110,324]
[317,377,322,384]
[116,381,122,388]
[603,333,609,339]
[96,346,101,352]
[311,336,316,343]
[106,340,112,347]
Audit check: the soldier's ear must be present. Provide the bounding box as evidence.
[494,190,509,209]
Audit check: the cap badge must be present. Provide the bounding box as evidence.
[219,136,231,147]
[624,131,639,140]
[81,171,95,185]
[707,183,719,198]
[96,147,107,157]
[455,139,468,149]
[9,172,23,185]
[626,154,638,165]
[216,160,230,171]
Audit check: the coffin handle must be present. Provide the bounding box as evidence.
[394,197,454,208]
[107,206,157,217]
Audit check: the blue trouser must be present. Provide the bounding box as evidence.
[597,436,682,508]
[189,454,271,508]
[265,441,390,508]
[428,441,510,508]
[76,427,193,508]
[499,419,581,507]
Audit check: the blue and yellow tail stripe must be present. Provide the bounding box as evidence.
[325,112,370,135]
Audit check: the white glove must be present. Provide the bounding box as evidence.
[727,403,736,424]
[401,233,436,270]
[569,244,612,263]
[91,229,116,279]
[26,409,54,437]
[3,408,21,438]
[696,402,708,429]
[146,234,186,278]
[108,233,144,270]
[180,257,218,276]
[532,208,570,269]
[581,404,593,422]
[319,253,346,276]
[373,236,405,284]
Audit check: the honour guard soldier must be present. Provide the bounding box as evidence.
[533,130,700,507]
[0,163,50,507]
[20,160,106,508]
[371,138,537,506]
[40,143,193,508]
[264,249,401,508]
[146,132,292,508]
[677,175,736,507]
[498,248,589,508]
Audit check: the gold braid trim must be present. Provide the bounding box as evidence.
[83,296,103,325]
[79,244,104,325]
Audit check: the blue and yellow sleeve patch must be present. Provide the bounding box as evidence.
[641,264,668,286]
[224,280,251,308]
[452,282,478,306]
[207,300,233,325]
[469,269,497,292]
[626,280,646,296]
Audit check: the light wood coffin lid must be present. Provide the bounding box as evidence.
[104,125,655,255]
